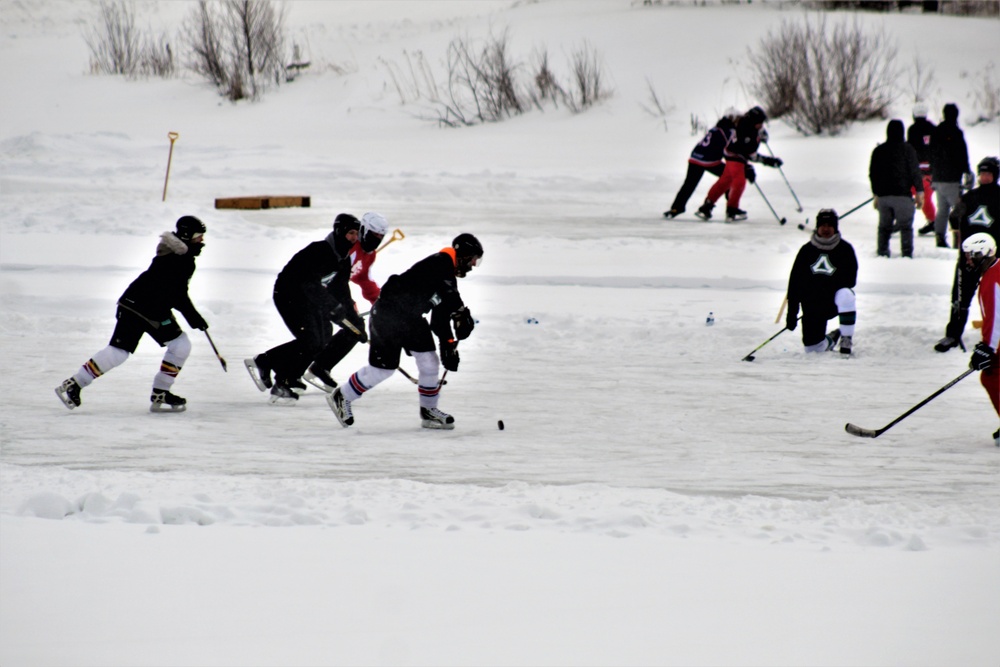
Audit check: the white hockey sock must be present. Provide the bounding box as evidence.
[73,346,130,388]
[413,350,441,409]
[152,332,191,391]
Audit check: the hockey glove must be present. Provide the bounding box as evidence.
[759,128,769,142]
[440,339,460,372]
[760,155,783,169]
[452,306,475,341]
[785,308,798,332]
[969,342,995,372]
[744,163,756,184]
[961,171,975,190]
[186,312,209,331]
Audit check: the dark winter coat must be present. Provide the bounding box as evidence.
[949,182,1000,243]
[786,234,858,317]
[869,120,922,197]
[906,117,935,170]
[689,117,734,167]
[930,104,970,182]
[118,232,205,328]
[375,248,465,341]
[273,232,354,319]
[723,115,764,164]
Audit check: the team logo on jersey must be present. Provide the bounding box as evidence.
[968,205,995,228]
[320,270,337,286]
[430,293,442,306]
[810,254,836,276]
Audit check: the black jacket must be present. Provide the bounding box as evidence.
[118,232,204,327]
[274,232,354,317]
[949,182,1000,243]
[786,235,858,316]
[376,248,465,341]
[930,105,970,182]
[723,116,762,164]
[906,117,935,169]
[869,120,922,197]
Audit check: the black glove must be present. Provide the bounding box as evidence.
[186,312,208,331]
[759,128,769,142]
[760,155,783,168]
[440,339,460,372]
[340,309,368,344]
[452,306,475,341]
[744,163,756,184]
[969,342,995,371]
[785,307,798,332]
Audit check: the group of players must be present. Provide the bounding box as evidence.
[55,212,484,431]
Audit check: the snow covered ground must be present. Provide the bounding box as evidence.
[1,1,999,665]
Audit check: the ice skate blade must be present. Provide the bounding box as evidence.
[150,404,186,413]
[243,358,270,392]
[55,387,77,410]
[303,369,336,393]
[268,394,298,406]
[421,420,455,430]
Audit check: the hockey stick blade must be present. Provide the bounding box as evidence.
[844,423,880,438]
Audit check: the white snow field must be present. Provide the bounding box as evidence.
[1,1,999,665]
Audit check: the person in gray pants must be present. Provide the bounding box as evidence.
[869,119,924,258]
[922,103,972,248]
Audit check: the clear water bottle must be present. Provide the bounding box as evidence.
[706,311,715,326]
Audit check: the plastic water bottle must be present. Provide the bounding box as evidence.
[706,311,715,326]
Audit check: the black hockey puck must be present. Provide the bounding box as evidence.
[797,223,806,230]
[497,420,505,430]
[780,218,787,225]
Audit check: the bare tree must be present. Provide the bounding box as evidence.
[182,0,286,101]
[85,0,173,79]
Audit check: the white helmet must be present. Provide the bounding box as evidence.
[912,102,928,118]
[359,212,388,252]
[962,232,998,272]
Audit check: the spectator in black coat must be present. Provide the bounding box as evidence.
[785,209,858,355]
[55,216,210,413]
[869,119,924,258]
[927,103,972,248]
[245,214,366,403]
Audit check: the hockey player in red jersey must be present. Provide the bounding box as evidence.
[963,233,1000,445]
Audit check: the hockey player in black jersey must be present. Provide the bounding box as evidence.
[328,234,483,430]
[244,213,367,403]
[55,216,210,412]
[784,209,859,355]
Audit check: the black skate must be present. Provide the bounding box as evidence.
[824,328,841,352]
[420,406,455,430]
[150,389,186,413]
[55,377,82,410]
[695,201,714,221]
[269,382,299,405]
[244,355,273,391]
[839,335,852,356]
[663,208,684,219]
[303,363,337,393]
[327,388,353,427]
[725,207,748,222]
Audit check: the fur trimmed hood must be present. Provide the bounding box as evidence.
[156,231,190,256]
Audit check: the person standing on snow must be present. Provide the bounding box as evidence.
[302,211,389,393]
[695,105,783,223]
[934,157,1000,353]
[961,233,1000,446]
[926,103,972,249]
[328,234,483,430]
[663,108,739,219]
[869,119,924,258]
[784,209,858,355]
[244,213,366,404]
[55,216,210,413]
[907,103,936,231]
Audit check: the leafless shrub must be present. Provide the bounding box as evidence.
[379,50,439,105]
[181,0,287,102]
[530,49,566,108]
[907,55,935,105]
[748,15,899,135]
[639,77,672,132]
[433,29,526,126]
[962,62,1000,124]
[84,0,174,78]
[565,41,610,112]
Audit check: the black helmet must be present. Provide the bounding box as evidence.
[745,106,767,124]
[815,209,839,231]
[333,213,360,240]
[175,216,206,241]
[977,156,999,180]
[452,233,483,277]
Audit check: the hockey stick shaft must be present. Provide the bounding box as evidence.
[844,368,975,438]
[204,330,227,371]
[775,297,788,324]
[396,366,419,385]
[840,197,875,220]
[741,318,798,361]
[764,140,802,212]
[753,181,786,225]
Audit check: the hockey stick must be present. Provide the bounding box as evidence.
[204,330,227,371]
[844,369,975,438]
[375,228,405,254]
[763,140,803,212]
[742,317,799,361]
[798,196,875,231]
[753,181,787,225]
[396,366,419,385]
[775,297,788,324]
